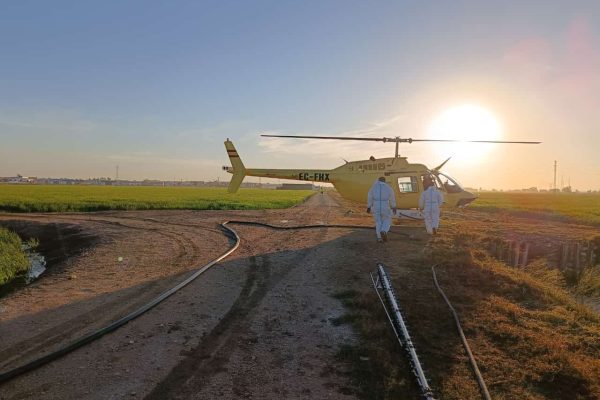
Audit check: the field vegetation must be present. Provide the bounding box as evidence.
[470,191,600,299]
[0,185,314,212]
[0,227,30,286]
[470,192,600,225]
[335,232,600,400]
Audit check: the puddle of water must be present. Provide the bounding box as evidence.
[22,243,47,283]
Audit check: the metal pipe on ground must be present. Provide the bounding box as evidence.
[376,263,436,400]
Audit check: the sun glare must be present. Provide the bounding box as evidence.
[428,104,502,162]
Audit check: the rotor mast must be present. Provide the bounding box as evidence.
[385,136,414,158]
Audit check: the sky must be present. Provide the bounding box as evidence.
[1,0,599,190]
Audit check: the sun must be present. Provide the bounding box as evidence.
[428,104,502,162]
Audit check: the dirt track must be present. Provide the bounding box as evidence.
[0,192,427,399]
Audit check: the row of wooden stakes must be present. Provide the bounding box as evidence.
[489,239,531,267]
[557,241,598,270]
[489,239,598,269]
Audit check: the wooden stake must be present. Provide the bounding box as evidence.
[514,241,521,267]
[560,243,568,270]
[522,242,530,267]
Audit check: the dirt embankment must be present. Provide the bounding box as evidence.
[0,192,598,400]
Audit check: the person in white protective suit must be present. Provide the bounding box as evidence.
[367,177,397,243]
[419,176,444,235]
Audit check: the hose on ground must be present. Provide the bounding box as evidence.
[0,222,240,384]
[431,265,492,400]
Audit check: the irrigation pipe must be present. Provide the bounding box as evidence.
[0,220,396,384]
[369,272,404,349]
[431,265,492,400]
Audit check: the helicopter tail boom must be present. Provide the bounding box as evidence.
[224,139,246,193]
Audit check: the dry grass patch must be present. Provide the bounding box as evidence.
[429,235,600,399]
[331,289,423,400]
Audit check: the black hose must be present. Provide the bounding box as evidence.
[0,220,397,384]
[0,222,240,384]
[226,220,411,237]
[431,265,492,400]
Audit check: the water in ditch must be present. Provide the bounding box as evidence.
[23,243,47,283]
[0,243,47,299]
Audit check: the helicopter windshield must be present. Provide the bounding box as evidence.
[436,172,464,193]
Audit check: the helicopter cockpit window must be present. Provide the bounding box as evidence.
[421,174,440,189]
[437,172,463,193]
[397,176,418,193]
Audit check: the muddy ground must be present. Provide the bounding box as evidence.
[0,192,598,400]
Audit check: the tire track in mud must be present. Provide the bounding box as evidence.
[145,223,329,400]
[0,214,225,373]
[142,201,336,399]
[144,254,270,399]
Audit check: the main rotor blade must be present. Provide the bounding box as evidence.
[261,134,541,144]
[261,134,386,142]
[433,157,452,172]
[410,139,542,144]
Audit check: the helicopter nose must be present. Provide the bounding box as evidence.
[456,191,478,207]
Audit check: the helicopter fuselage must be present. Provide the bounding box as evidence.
[223,139,477,210]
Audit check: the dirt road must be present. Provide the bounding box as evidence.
[0,192,423,399]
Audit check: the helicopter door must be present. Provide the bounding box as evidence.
[396,176,420,209]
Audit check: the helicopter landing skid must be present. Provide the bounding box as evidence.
[395,209,423,220]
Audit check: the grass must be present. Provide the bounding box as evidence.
[333,230,599,399]
[574,266,600,298]
[331,289,423,399]
[0,185,314,212]
[427,233,600,399]
[0,227,30,285]
[470,192,600,225]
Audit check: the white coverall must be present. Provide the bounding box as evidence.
[419,186,444,234]
[367,180,397,239]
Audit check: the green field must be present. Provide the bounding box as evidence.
[470,192,600,225]
[0,185,314,213]
[0,227,29,285]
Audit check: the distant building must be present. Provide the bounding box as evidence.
[278,183,315,190]
[3,174,37,183]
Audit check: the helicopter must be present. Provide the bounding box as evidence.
[223,134,540,218]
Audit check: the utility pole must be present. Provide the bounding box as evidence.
[553,160,557,193]
[561,176,564,191]
[116,165,119,183]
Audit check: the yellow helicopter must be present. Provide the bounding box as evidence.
[223,134,540,217]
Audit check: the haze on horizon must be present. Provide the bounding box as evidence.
[1,1,599,191]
